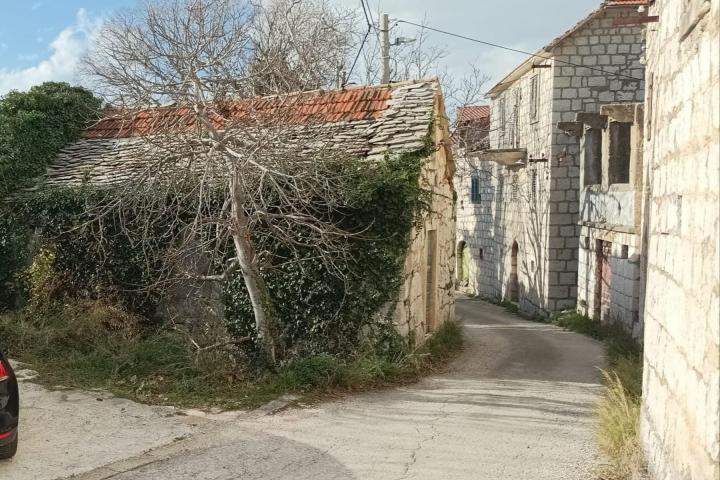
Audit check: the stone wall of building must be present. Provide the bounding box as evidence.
[394,94,456,342]
[575,103,645,337]
[640,0,720,478]
[547,5,645,312]
[577,227,643,337]
[456,4,645,316]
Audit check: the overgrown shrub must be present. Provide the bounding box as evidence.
[0,82,102,310]
[223,150,431,362]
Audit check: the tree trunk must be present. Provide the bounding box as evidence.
[230,178,276,366]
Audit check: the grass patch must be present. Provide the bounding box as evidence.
[0,300,283,409]
[551,312,647,480]
[0,300,462,410]
[495,300,520,315]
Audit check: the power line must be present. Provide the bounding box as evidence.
[363,0,377,32]
[345,23,372,87]
[395,19,643,83]
[359,0,372,29]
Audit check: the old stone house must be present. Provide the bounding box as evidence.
[456,0,646,316]
[42,79,457,343]
[562,102,646,338]
[638,0,719,478]
[454,105,490,291]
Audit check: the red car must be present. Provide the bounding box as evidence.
[0,349,18,459]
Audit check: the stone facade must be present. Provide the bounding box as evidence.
[573,103,645,338]
[394,93,457,342]
[456,2,645,316]
[640,0,720,478]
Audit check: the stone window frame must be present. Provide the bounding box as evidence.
[607,121,632,185]
[470,175,481,203]
[680,0,711,41]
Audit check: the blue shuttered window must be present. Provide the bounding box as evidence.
[470,176,481,203]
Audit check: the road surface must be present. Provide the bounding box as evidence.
[0,296,606,480]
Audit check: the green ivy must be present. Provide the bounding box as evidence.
[224,149,431,362]
[0,82,102,197]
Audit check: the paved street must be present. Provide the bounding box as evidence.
[1,297,606,480]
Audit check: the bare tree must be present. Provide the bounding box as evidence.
[249,0,358,94]
[81,0,366,365]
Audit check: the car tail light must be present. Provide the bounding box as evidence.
[0,361,8,382]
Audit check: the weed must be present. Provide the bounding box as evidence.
[278,320,463,393]
[0,301,463,410]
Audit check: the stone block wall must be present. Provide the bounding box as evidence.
[480,56,555,314]
[640,0,720,478]
[458,4,645,316]
[547,5,645,311]
[455,158,498,298]
[577,226,642,337]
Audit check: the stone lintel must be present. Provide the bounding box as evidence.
[578,221,637,235]
[600,103,640,123]
[557,121,584,138]
[474,148,528,166]
[575,112,608,130]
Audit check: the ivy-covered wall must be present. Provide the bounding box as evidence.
[0,82,102,308]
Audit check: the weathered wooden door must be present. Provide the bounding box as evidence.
[510,241,519,302]
[594,240,612,321]
[600,241,612,321]
[426,230,437,332]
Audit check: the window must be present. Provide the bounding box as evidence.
[583,128,603,186]
[470,176,481,203]
[511,173,519,201]
[620,245,629,259]
[530,75,539,121]
[608,122,631,184]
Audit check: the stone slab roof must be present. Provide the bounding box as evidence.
[43,79,439,188]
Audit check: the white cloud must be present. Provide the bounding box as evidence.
[0,9,101,96]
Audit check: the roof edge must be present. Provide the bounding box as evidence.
[486,2,642,98]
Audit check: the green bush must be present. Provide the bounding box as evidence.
[223,150,431,362]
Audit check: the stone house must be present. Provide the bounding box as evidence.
[563,102,646,338]
[456,0,646,316]
[41,79,457,343]
[638,0,719,478]
[454,105,490,291]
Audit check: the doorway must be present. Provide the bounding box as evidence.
[510,241,519,302]
[594,240,612,321]
[457,241,470,287]
[426,230,437,332]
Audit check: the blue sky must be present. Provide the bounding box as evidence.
[0,0,601,96]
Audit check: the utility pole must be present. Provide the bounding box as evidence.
[381,13,390,84]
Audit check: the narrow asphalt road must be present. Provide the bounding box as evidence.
[2,297,606,480]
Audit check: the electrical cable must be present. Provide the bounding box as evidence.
[344,24,372,87]
[395,19,643,82]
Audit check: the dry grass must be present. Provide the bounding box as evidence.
[596,369,648,480]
